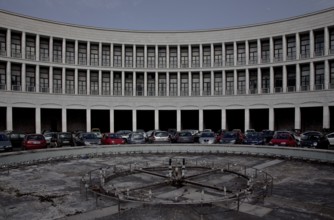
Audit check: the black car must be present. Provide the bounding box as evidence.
[220,131,243,144]
[300,131,329,149]
[74,132,101,146]
[51,132,74,147]
[243,132,265,145]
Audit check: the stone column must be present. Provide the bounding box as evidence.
[86,109,91,132]
[269,108,274,131]
[132,110,137,132]
[294,106,301,130]
[6,106,13,131]
[244,108,250,132]
[155,109,159,130]
[323,105,330,130]
[62,108,67,132]
[35,107,41,134]
[110,109,114,133]
[221,109,226,130]
[177,109,181,131]
[199,109,203,131]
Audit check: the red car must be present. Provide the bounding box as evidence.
[101,133,125,145]
[269,131,297,147]
[22,134,47,150]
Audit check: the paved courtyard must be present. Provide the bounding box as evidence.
[0,153,334,219]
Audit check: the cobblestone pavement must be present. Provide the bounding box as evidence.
[0,153,334,220]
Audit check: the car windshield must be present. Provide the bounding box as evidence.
[83,133,98,139]
[0,134,9,141]
[274,133,290,139]
[132,134,144,139]
[155,132,168,137]
[301,134,320,140]
[108,134,121,138]
[223,132,236,138]
[246,133,261,138]
[27,135,44,140]
[60,133,71,138]
[179,132,191,137]
[201,132,215,137]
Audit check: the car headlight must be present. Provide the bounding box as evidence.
[230,140,236,144]
[84,141,91,145]
[313,142,318,147]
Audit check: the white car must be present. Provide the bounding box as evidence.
[326,132,334,146]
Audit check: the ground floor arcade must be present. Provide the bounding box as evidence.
[0,106,332,133]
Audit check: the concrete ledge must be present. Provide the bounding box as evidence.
[1,144,334,166]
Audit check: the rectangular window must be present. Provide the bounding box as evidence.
[249,69,257,94]
[300,64,310,91]
[286,36,296,60]
[40,38,49,62]
[314,31,324,56]
[192,73,200,96]
[26,36,36,60]
[158,73,166,96]
[11,33,21,58]
[274,67,282,93]
[249,42,257,64]
[214,45,222,67]
[330,61,334,88]
[203,72,211,96]
[300,33,310,59]
[78,43,87,65]
[169,47,178,68]
[66,41,75,64]
[113,72,122,96]
[0,62,6,90]
[191,46,200,68]
[11,64,21,91]
[261,69,270,93]
[125,73,133,96]
[113,45,122,67]
[226,72,234,95]
[90,71,99,95]
[237,71,245,94]
[66,69,75,94]
[78,71,87,95]
[125,46,133,68]
[147,73,155,96]
[158,47,166,68]
[225,44,234,66]
[90,44,99,66]
[237,43,245,65]
[180,73,188,96]
[274,38,283,62]
[330,28,334,55]
[261,40,270,63]
[102,72,110,95]
[315,62,324,90]
[287,65,296,92]
[53,68,62,93]
[26,66,35,92]
[0,30,6,56]
[169,73,177,96]
[181,47,188,68]
[102,45,110,66]
[214,72,222,96]
[136,47,144,68]
[53,40,62,63]
[136,73,144,96]
[40,67,49,93]
[147,47,155,68]
[203,46,211,67]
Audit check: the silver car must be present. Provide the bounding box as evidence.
[0,132,13,151]
[198,132,216,144]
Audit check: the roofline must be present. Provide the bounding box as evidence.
[0,7,333,33]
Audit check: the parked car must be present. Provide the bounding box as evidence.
[43,132,58,147]
[300,131,329,149]
[326,132,334,146]
[174,131,194,143]
[22,134,47,150]
[51,132,74,147]
[262,130,275,144]
[269,131,297,147]
[91,128,102,139]
[220,131,243,144]
[127,132,146,144]
[243,132,265,145]
[101,133,125,145]
[74,132,101,146]
[0,132,13,151]
[148,131,170,143]
[7,132,25,148]
[115,130,132,142]
[198,132,216,144]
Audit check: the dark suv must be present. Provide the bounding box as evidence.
[51,132,74,147]
[300,131,329,149]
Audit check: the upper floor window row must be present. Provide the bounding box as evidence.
[1,27,334,68]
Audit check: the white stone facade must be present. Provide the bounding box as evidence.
[0,8,334,133]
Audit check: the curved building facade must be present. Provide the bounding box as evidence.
[0,9,334,133]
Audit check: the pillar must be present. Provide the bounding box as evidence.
[177,109,181,131]
[221,109,226,130]
[86,109,91,132]
[294,106,301,130]
[110,109,114,133]
[244,108,250,131]
[62,108,67,132]
[155,109,159,130]
[6,106,12,131]
[35,107,41,134]
[323,105,330,129]
[269,108,274,130]
[199,109,203,131]
[132,110,137,132]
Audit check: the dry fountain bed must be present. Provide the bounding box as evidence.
[0,153,334,220]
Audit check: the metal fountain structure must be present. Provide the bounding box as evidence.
[81,157,273,213]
